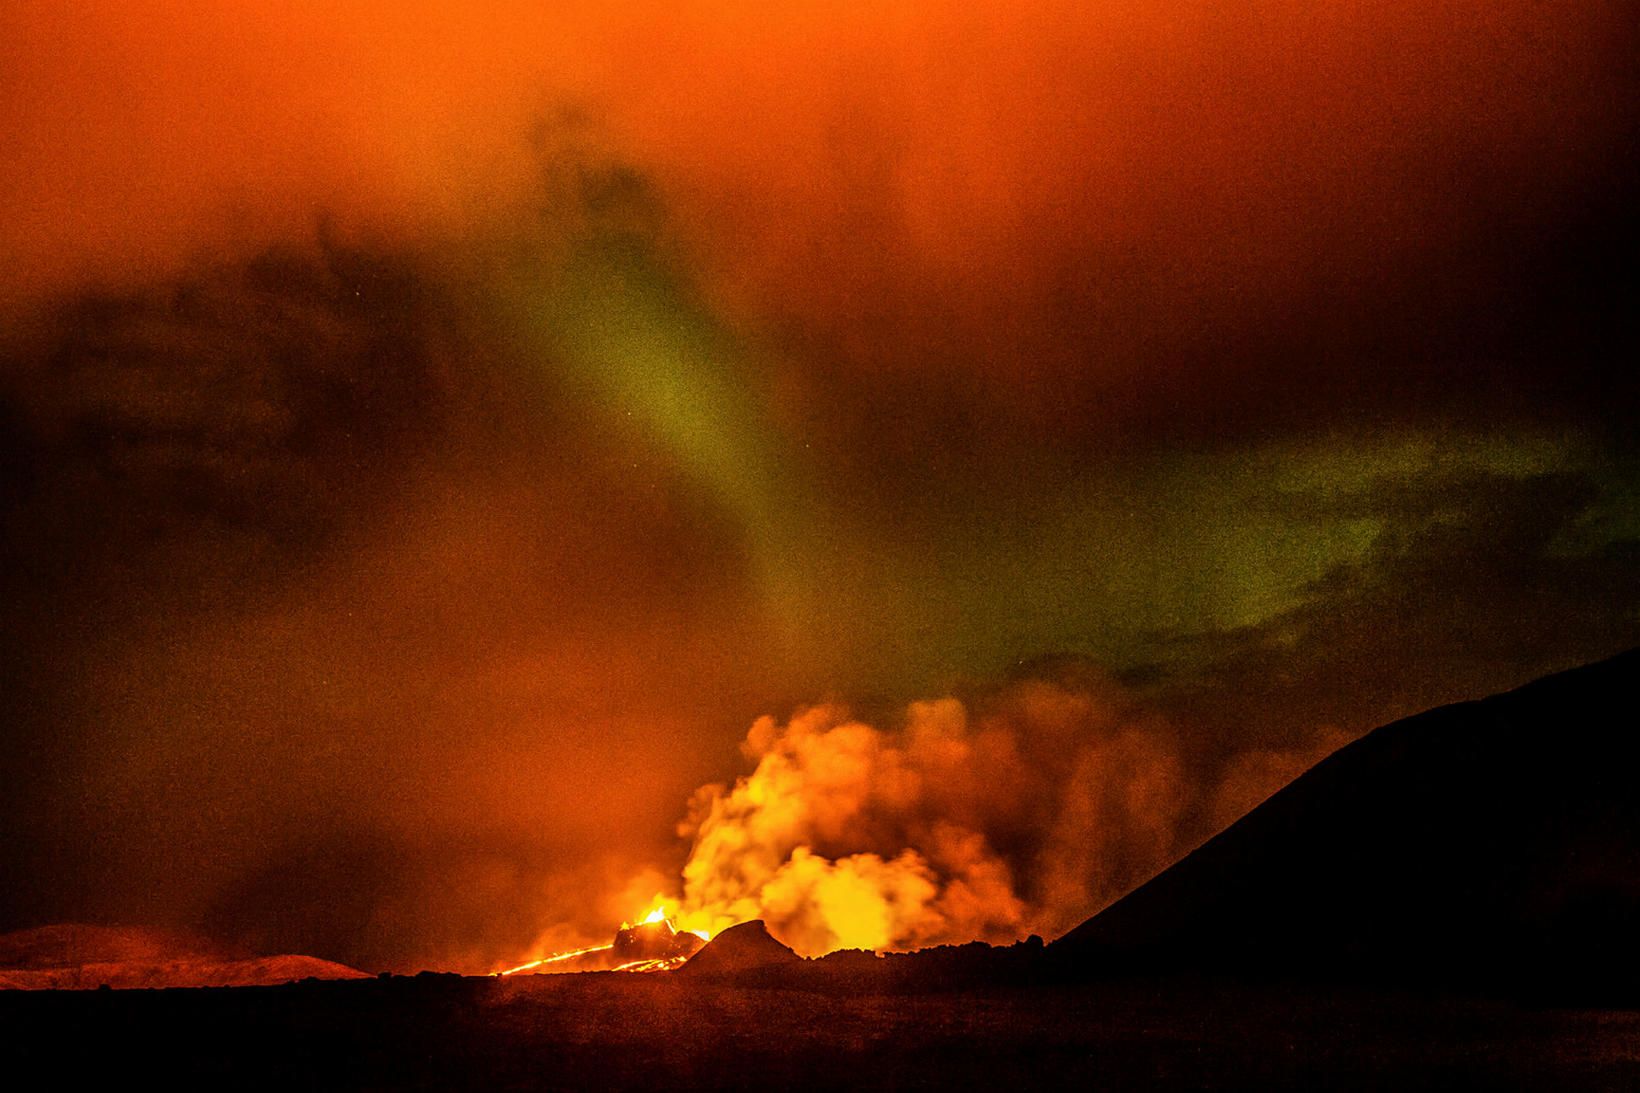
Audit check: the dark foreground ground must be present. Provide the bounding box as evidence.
[3,972,1637,1091]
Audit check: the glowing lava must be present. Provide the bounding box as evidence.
[631,898,712,943]
[496,943,617,977]
[498,902,714,976]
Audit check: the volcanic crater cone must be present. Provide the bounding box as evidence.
[612,919,704,968]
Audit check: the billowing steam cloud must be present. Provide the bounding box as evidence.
[649,675,1340,957]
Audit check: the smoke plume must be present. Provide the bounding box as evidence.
[655,673,1286,956]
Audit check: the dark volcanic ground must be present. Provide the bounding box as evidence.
[2,971,1637,1091]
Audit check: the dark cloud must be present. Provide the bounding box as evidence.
[1144,465,1640,773]
[0,223,787,968]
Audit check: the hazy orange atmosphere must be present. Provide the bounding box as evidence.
[1,1,1635,972]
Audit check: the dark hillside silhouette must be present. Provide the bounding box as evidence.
[1053,649,1640,999]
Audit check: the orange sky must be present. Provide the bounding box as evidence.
[5,1,1630,335]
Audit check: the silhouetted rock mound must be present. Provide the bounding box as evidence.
[0,924,367,989]
[800,936,1048,993]
[677,921,799,977]
[811,948,883,975]
[1052,649,1640,1000]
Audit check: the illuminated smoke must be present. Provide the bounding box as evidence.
[654,677,1196,956]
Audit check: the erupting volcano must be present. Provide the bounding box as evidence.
[2,0,1635,1086]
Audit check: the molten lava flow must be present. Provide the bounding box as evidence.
[498,902,709,976]
[496,943,615,977]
